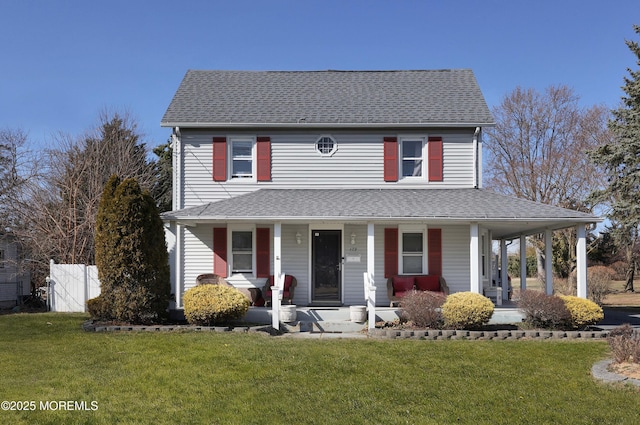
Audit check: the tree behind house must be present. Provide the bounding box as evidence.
[91,175,170,323]
[484,85,610,283]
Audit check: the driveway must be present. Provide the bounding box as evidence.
[598,307,640,330]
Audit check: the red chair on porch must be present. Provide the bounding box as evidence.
[263,275,297,306]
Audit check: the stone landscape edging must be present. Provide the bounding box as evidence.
[84,321,612,340]
[367,328,610,340]
[591,359,640,387]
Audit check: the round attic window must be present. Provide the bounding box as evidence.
[315,136,337,156]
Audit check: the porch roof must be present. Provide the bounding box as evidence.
[163,188,600,239]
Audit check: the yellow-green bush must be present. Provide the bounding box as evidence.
[559,295,604,329]
[441,292,494,329]
[183,284,250,325]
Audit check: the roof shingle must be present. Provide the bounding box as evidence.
[161,70,494,127]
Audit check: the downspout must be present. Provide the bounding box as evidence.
[172,127,181,211]
[172,127,182,310]
[473,127,480,189]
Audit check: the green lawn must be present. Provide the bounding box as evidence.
[1,313,638,425]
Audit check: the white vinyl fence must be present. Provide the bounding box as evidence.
[48,260,101,312]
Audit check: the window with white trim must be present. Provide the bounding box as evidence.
[401,137,425,178]
[231,230,253,273]
[230,138,254,179]
[315,135,337,156]
[399,226,426,274]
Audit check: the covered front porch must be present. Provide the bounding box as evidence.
[163,188,600,330]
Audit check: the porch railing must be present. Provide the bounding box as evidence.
[363,272,376,330]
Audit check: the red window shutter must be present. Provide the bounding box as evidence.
[213,227,227,277]
[212,137,227,181]
[428,228,442,276]
[383,137,398,182]
[428,136,443,182]
[384,228,399,278]
[256,137,271,182]
[256,227,270,278]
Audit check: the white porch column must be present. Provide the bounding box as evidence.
[576,224,588,299]
[520,235,527,292]
[271,222,282,330]
[470,223,481,294]
[545,229,553,295]
[175,223,183,309]
[500,240,508,303]
[366,222,376,330]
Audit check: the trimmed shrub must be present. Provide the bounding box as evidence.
[183,284,250,326]
[86,296,107,319]
[610,261,628,281]
[559,295,604,330]
[587,265,614,306]
[517,290,571,330]
[441,292,494,329]
[399,290,446,328]
[607,324,640,364]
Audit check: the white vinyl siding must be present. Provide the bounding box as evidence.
[440,225,471,294]
[176,129,477,208]
[343,224,367,305]
[175,222,473,307]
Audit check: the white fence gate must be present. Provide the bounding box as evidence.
[49,261,101,312]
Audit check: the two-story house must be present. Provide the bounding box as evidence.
[161,70,599,324]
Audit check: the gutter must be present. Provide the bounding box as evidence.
[160,121,496,129]
[473,127,480,188]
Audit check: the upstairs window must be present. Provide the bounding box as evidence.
[231,139,254,179]
[401,138,424,178]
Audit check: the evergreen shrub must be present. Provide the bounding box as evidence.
[559,295,604,329]
[183,284,250,326]
[90,175,171,324]
[441,292,494,329]
[399,290,446,328]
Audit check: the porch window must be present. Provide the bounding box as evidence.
[401,232,424,274]
[231,231,253,273]
[401,139,424,178]
[230,139,254,179]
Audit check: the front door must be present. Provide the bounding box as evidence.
[312,230,342,305]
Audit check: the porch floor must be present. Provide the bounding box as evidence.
[244,303,524,333]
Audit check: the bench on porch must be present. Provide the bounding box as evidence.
[387,275,449,307]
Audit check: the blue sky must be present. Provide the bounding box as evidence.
[1,0,638,151]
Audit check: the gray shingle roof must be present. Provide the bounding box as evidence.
[163,189,599,239]
[161,70,495,127]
